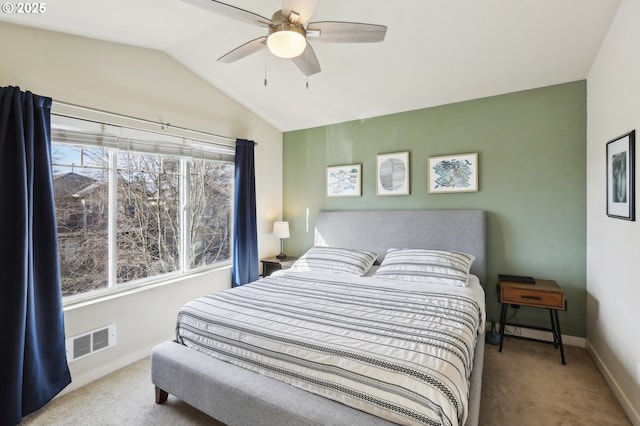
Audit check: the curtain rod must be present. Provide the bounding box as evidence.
[52,100,255,146]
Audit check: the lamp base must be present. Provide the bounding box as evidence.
[276,238,287,260]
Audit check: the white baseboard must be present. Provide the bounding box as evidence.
[586,341,640,426]
[490,322,586,348]
[57,335,174,398]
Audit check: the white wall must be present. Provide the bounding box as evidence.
[586,0,640,423]
[0,22,283,393]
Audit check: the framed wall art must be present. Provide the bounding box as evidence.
[376,151,409,196]
[428,152,478,193]
[606,130,635,221]
[326,164,361,197]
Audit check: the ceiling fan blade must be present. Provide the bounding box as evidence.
[217,37,267,63]
[307,21,387,43]
[281,0,318,24]
[181,0,271,27]
[291,43,321,76]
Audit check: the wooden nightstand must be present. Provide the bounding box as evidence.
[260,257,298,277]
[498,277,567,364]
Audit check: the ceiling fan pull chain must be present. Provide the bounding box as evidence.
[264,51,268,87]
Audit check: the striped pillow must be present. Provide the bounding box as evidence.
[290,246,378,276]
[374,249,475,286]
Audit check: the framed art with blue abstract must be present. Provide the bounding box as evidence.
[606,130,635,221]
[428,152,478,193]
[327,164,361,197]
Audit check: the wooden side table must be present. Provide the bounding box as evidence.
[498,277,567,364]
[260,257,298,277]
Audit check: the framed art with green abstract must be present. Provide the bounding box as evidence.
[428,152,478,193]
[376,151,409,196]
[606,130,635,221]
[326,164,361,197]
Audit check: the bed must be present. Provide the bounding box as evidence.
[151,209,487,426]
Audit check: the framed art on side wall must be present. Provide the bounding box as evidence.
[428,152,478,193]
[327,164,361,197]
[606,130,635,221]
[376,151,409,196]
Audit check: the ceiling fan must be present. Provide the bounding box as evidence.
[181,0,387,76]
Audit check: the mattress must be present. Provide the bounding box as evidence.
[176,270,485,426]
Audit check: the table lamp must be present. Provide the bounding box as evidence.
[273,221,290,259]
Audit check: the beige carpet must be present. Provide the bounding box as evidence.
[480,338,630,426]
[21,338,630,426]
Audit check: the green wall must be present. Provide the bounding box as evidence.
[282,81,586,337]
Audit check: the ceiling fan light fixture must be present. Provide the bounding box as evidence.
[267,25,306,59]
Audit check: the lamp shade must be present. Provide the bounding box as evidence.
[273,221,290,239]
[267,27,306,59]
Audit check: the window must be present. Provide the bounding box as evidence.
[51,115,234,299]
[115,152,181,283]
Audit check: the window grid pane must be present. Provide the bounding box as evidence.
[52,146,109,297]
[189,159,233,269]
[116,153,180,284]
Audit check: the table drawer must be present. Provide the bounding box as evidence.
[501,287,565,309]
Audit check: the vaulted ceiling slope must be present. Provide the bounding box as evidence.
[0,0,621,132]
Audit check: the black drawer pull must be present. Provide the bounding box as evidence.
[521,295,542,301]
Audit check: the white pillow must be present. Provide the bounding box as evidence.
[374,248,475,286]
[290,246,378,276]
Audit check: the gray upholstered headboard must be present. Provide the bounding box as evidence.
[314,210,487,285]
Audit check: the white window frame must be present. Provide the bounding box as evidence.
[51,106,235,306]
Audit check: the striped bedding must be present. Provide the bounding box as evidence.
[176,270,485,426]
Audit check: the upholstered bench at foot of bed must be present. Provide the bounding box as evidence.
[151,341,395,426]
[151,338,484,426]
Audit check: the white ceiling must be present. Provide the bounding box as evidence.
[0,0,621,132]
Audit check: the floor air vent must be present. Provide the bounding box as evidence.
[66,324,116,361]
